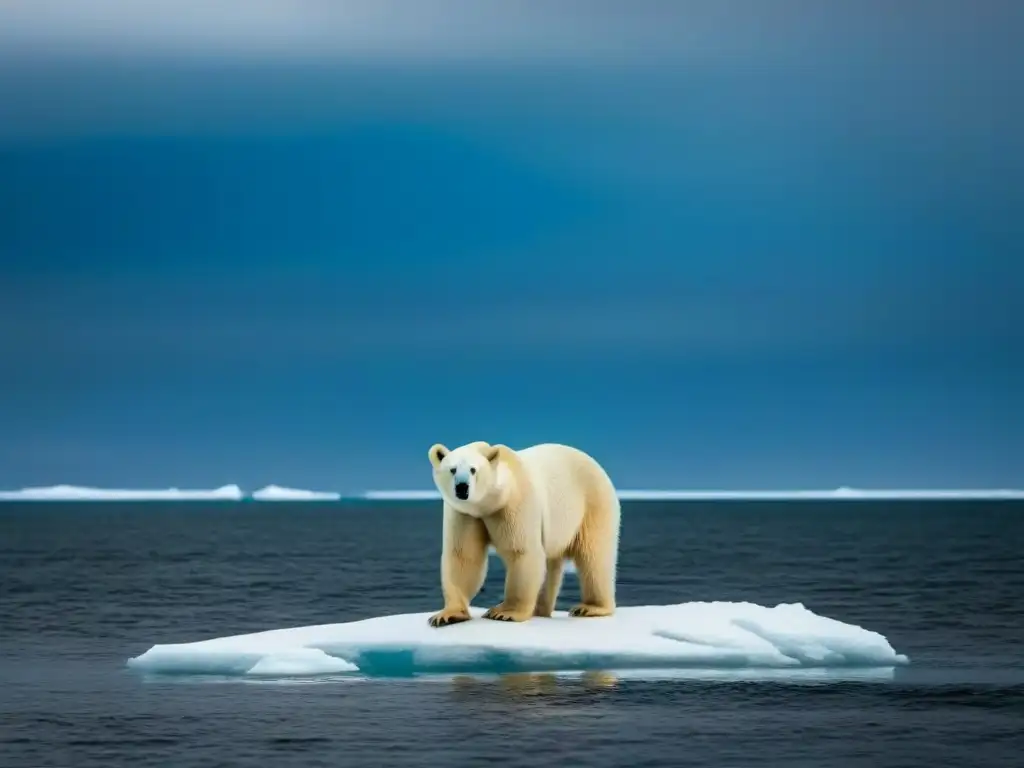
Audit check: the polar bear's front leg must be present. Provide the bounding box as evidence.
[429,513,489,628]
[483,548,545,622]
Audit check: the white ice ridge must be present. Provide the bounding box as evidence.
[250,485,340,501]
[127,601,908,680]
[363,487,1024,501]
[0,484,244,501]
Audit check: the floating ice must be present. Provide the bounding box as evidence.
[127,601,908,680]
[0,484,244,501]
[250,485,340,501]
[245,648,357,676]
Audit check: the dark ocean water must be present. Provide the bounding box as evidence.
[1,500,1022,768]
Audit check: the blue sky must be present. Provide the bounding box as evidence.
[0,1,1021,491]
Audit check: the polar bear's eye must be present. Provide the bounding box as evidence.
[449,467,456,475]
[469,467,476,475]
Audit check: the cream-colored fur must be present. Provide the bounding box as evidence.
[425,441,621,627]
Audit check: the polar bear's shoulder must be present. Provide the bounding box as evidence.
[514,443,601,470]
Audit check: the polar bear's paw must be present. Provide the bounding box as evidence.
[569,603,615,618]
[482,603,532,622]
[428,608,471,628]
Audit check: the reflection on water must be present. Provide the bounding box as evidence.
[451,670,620,698]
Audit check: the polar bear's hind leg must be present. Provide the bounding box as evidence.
[533,557,566,617]
[567,493,619,618]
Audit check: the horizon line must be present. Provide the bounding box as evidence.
[363,487,1024,501]
[1,483,1024,502]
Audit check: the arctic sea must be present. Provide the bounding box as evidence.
[1,500,1021,768]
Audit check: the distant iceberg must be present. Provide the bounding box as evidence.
[363,488,1024,501]
[250,485,341,501]
[612,488,1024,500]
[3,485,1021,503]
[127,600,909,680]
[0,484,244,501]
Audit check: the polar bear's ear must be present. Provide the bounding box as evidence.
[483,444,504,464]
[428,444,449,468]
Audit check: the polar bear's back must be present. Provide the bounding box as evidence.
[515,443,619,556]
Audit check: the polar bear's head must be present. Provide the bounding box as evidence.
[428,441,504,513]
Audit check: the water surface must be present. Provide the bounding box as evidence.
[2,500,1021,767]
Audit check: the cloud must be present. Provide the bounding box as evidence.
[4,1,1008,67]
[0,0,769,140]
[0,0,776,64]
[1,1,1019,144]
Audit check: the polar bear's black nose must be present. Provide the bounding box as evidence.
[454,482,470,500]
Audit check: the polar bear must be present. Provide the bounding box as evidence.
[425,441,621,627]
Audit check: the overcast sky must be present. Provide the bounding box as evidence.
[0,1,1021,491]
